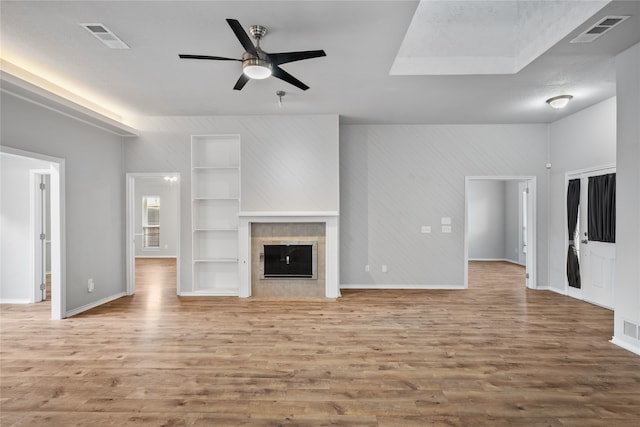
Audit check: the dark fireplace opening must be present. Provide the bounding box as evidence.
[261,241,317,279]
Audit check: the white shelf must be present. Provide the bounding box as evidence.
[191,135,241,294]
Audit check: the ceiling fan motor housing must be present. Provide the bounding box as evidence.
[242,51,271,79]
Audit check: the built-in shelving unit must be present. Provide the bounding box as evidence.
[191,135,240,295]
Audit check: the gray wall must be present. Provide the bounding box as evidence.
[0,154,50,302]
[468,180,505,260]
[134,177,178,257]
[462,179,523,263]
[1,93,126,313]
[125,115,339,292]
[340,124,548,287]
[548,97,617,292]
[614,41,640,352]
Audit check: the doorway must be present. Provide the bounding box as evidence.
[464,176,536,289]
[566,166,616,309]
[126,173,181,295]
[0,148,65,319]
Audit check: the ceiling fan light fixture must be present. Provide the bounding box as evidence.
[546,94,573,109]
[243,57,272,79]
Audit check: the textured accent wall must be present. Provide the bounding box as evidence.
[125,115,339,292]
[340,124,548,287]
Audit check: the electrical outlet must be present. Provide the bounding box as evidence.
[382,265,388,273]
[88,278,94,293]
[365,265,370,272]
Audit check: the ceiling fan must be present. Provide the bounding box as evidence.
[179,19,326,91]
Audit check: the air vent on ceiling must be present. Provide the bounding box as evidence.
[570,16,630,43]
[80,23,130,49]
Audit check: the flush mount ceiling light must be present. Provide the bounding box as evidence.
[546,94,573,109]
[242,55,272,79]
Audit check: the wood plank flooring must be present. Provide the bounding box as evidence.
[1,260,639,426]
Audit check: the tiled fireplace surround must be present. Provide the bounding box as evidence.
[238,213,340,299]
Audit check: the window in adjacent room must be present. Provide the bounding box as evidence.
[143,196,160,249]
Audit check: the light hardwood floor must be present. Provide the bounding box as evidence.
[1,260,639,426]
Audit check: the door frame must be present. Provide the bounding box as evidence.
[126,173,181,295]
[1,147,66,319]
[564,164,616,299]
[464,176,537,289]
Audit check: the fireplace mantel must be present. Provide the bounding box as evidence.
[238,212,340,299]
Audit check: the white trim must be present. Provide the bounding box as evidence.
[126,173,181,296]
[179,290,239,297]
[469,258,526,266]
[566,163,616,178]
[465,176,537,290]
[239,211,339,217]
[0,298,33,304]
[340,283,464,290]
[536,285,566,295]
[134,256,178,259]
[610,337,640,356]
[1,147,65,320]
[65,292,126,317]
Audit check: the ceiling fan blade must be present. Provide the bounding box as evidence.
[272,66,309,91]
[233,74,250,91]
[179,54,241,61]
[267,50,327,66]
[226,19,258,56]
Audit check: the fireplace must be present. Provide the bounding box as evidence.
[261,241,318,279]
[238,212,340,299]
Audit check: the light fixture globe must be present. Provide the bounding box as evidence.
[242,56,272,79]
[546,94,573,109]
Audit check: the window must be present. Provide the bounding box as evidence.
[143,196,160,249]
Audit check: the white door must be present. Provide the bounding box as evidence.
[577,170,616,309]
[32,173,47,302]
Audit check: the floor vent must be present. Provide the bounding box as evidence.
[570,16,630,43]
[623,320,638,340]
[80,23,130,49]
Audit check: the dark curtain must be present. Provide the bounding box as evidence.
[588,173,616,243]
[567,179,581,289]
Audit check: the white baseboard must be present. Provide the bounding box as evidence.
[179,290,239,297]
[340,283,464,290]
[536,285,566,295]
[610,337,640,356]
[469,258,525,266]
[65,292,126,317]
[0,298,33,304]
[135,256,177,259]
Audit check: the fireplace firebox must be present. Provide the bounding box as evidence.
[260,241,318,279]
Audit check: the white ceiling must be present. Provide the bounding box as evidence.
[1,1,639,125]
